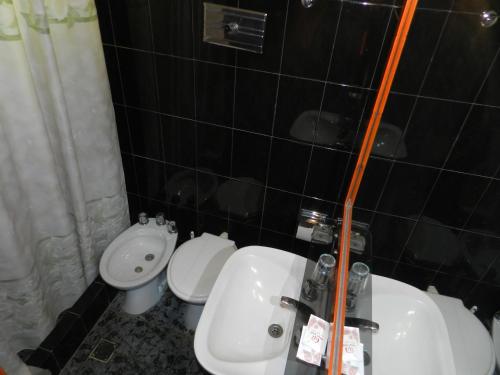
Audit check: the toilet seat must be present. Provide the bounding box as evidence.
[167,233,236,304]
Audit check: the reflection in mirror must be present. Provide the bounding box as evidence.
[289,110,406,159]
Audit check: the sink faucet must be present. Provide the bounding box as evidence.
[280,296,316,318]
[281,297,379,332]
[345,317,379,333]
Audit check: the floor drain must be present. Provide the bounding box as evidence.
[88,339,116,363]
[268,324,283,338]
[145,254,155,261]
[135,266,143,273]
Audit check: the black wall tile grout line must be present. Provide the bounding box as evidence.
[370,0,455,218]
[336,5,397,226]
[431,165,500,291]
[297,0,345,222]
[225,54,238,229]
[127,185,500,246]
[103,0,141,207]
[113,101,497,181]
[229,54,238,179]
[367,2,455,238]
[388,41,500,279]
[105,41,500,112]
[256,0,290,244]
[369,7,396,91]
[190,2,200,232]
[341,0,399,9]
[145,0,170,220]
[439,46,500,172]
[128,191,290,239]
[124,151,500,243]
[119,111,500,185]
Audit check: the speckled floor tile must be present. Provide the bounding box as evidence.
[60,290,209,375]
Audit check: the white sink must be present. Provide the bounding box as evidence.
[194,247,457,375]
[359,275,457,375]
[194,246,307,375]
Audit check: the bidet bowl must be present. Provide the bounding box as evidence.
[99,220,177,314]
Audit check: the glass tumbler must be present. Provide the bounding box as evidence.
[310,253,336,289]
[346,262,370,311]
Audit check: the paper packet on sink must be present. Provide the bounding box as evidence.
[296,315,330,366]
[342,327,364,375]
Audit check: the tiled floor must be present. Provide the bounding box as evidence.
[60,290,209,375]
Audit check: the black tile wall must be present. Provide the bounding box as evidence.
[328,1,393,88]
[234,69,278,135]
[97,0,500,318]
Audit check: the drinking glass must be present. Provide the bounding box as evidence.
[310,253,336,289]
[346,262,370,311]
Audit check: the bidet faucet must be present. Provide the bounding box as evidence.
[167,220,178,234]
[155,212,166,226]
[138,212,148,225]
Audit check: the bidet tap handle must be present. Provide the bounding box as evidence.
[138,212,148,225]
[155,212,166,226]
[167,220,178,234]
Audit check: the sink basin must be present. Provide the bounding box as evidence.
[195,248,456,375]
[194,246,307,375]
[358,275,457,375]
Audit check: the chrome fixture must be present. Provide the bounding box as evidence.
[481,10,498,28]
[312,223,334,245]
[268,324,284,338]
[167,220,178,234]
[345,317,380,333]
[302,279,319,301]
[203,3,267,54]
[138,212,148,225]
[280,296,316,317]
[224,22,239,33]
[333,219,369,254]
[301,0,316,8]
[297,208,335,245]
[155,212,166,226]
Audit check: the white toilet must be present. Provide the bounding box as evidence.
[166,232,237,329]
[427,292,500,375]
[99,217,178,314]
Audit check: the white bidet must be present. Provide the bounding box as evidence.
[99,216,178,314]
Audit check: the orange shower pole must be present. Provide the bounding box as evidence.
[327,1,419,374]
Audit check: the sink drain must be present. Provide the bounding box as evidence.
[134,266,143,273]
[268,324,283,338]
[145,254,155,261]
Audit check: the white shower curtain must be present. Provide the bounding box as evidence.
[0,0,129,373]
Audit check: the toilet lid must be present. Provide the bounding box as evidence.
[167,233,236,304]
